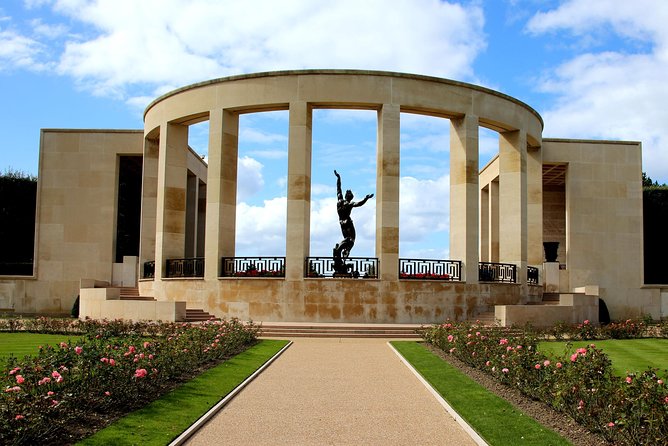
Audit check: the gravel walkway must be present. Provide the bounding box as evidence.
[185,338,477,445]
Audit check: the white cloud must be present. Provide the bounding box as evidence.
[235,197,287,256]
[237,156,264,202]
[21,0,485,100]
[0,27,48,70]
[399,175,449,257]
[526,1,668,182]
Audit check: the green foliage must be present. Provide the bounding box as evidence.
[0,318,259,445]
[392,341,571,446]
[539,339,668,379]
[423,321,668,445]
[0,168,37,274]
[79,339,288,446]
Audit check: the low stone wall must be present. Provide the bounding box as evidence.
[495,293,599,327]
[79,286,186,322]
[140,278,533,324]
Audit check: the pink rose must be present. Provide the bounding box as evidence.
[447,335,454,342]
[626,376,632,384]
[15,375,24,384]
[499,338,508,345]
[74,346,83,355]
[556,362,563,369]
[15,414,24,420]
[534,364,541,370]
[502,368,509,374]
[134,368,148,379]
[543,360,551,367]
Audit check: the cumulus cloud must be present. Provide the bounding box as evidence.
[0,27,47,70]
[236,156,264,202]
[14,0,486,100]
[526,0,668,182]
[235,197,287,256]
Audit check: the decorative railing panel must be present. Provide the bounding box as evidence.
[143,261,155,279]
[305,257,378,279]
[221,257,285,277]
[399,259,461,281]
[527,266,539,285]
[166,258,204,278]
[478,262,517,283]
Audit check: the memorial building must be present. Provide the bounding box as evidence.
[1,70,665,326]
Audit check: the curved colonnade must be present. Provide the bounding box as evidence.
[139,70,544,323]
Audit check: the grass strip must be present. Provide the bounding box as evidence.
[539,338,668,378]
[0,332,82,367]
[391,341,571,446]
[78,339,289,446]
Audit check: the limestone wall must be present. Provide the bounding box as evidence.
[543,139,661,319]
[19,130,144,313]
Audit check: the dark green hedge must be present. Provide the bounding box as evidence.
[0,172,37,275]
[643,187,668,284]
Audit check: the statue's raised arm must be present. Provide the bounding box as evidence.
[334,170,342,201]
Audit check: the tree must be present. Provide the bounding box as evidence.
[0,168,37,275]
[642,172,668,284]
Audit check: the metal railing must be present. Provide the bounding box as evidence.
[221,257,285,277]
[527,266,539,285]
[479,262,517,283]
[166,257,204,278]
[399,259,461,281]
[305,257,378,279]
[143,261,155,279]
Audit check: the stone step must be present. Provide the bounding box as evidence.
[258,323,423,339]
[186,309,218,322]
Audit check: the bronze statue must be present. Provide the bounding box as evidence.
[333,170,373,275]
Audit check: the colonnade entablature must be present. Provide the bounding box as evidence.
[139,70,546,322]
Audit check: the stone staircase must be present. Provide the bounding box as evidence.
[115,287,217,322]
[257,322,424,339]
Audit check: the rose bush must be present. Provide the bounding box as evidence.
[1,318,258,445]
[423,321,667,445]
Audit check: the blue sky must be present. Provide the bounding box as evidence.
[1,0,667,259]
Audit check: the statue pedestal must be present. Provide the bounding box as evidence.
[543,262,560,293]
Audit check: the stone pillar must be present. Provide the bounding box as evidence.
[185,172,198,258]
[450,114,479,283]
[480,185,489,262]
[204,109,238,280]
[376,104,400,281]
[499,130,528,285]
[139,136,159,274]
[155,122,188,279]
[285,101,312,280]
[527,146,543,267]
[489,179,500,262]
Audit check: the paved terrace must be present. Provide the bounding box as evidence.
[185,338,479,445]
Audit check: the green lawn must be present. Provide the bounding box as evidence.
[0,332,82,367]
[392,341,571,446]
[77,339,289,446]
[539,338,668,378]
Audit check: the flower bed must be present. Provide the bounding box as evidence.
[423,321,668,445]
[1,318,259,445]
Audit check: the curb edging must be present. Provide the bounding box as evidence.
[169,340,293,446]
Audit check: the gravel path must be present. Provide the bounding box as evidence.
[185,338,477,446]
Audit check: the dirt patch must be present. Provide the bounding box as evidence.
[426,345,610,446]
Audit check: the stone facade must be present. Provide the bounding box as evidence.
[1,70,665,323]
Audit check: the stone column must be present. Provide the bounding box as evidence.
[376,104,400,281]
[204,109,238,280]
[286,101,312,280]
[527,146,543,267]
[185,172,198,258]
[450,114,479,283]
[489,179,500,262]
[139,136,159,274]
[480,185,489,262]
[499,130,528,285]
[155,122,188,279]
